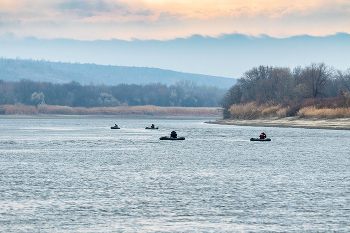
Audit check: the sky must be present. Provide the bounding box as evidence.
[0,0,350,41]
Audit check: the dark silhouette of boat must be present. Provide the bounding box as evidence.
[159,136,185,140]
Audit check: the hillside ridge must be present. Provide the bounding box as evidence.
[0,58,236,88]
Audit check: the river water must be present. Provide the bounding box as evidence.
[0,117,349,232]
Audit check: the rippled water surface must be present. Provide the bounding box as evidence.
[0,117,349,232]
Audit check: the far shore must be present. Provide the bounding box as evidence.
[0,114,221,120]
[2,112,350,130]
[206,117,350,130]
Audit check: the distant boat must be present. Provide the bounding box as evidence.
[159,136,185,140]
[250,138,271,141]
[111,126,120,129]
[145,126,158,129]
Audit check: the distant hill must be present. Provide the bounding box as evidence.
[0,58,236,88]
[1,33,349,80]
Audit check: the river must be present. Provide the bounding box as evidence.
[0,117,349,232]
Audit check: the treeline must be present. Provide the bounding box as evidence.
[221,63,350,118]
[0,79,226,107]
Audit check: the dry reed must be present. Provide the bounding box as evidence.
[297,107,350,118]
[0,105,38,114]
[228,98,350,119]
[262,106,280,117]
[276,108,289,117]
[229,102,300,119]
[0,105,222,117]
[229,102,265,119]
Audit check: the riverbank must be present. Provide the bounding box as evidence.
[0,105,222,117]
[0,114,220,120]
[206,117,350,130]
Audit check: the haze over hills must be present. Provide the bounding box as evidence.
[1,33,350,82]
[0,59,236,88]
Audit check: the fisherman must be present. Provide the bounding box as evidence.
[170,130,177,138]
[115,124,118,127]
[260,132,266,139]
[151,124,155,128]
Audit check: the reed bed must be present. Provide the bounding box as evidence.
[261,106,281,117]
[4,100,350,119]
[0,105,38,115]
[228,98,350,119]
[297,107,350,118]
[228,102,264,119]
[228,102,287,119]
[0,105,223,117]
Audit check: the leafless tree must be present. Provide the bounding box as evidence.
[300,63,334,98]
[220,84,242,118]
[336,68,350,91]
[239,66,272,102]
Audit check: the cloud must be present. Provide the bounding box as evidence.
[53,1,156,22]
[0,0,349,40]
[58,0,108,11]
[157,11,183,21]
[134,9,155,17]
[57,0,122,19]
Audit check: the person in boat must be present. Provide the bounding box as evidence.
[115,124,118,127]
[260,132,267,139]
[170,130,177,138]
[151,124,155,128]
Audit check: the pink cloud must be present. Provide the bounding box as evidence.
[0,0,349,40]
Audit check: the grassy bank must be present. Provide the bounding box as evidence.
[228,98,350,119]
[0,105,223,117]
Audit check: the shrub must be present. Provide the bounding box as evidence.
[262,106,280,117]
[276,108,289,117]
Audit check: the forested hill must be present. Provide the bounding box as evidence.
[0,58,236,88]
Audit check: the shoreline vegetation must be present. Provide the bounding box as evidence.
[209,100,350,130]
[226,99,350,119]
[1,104,350,130]
[0,105,223,118]
[0,105,350,130]
[218,63,350,130]
[0,77,225,109]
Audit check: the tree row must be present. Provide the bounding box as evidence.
[0,79,226,108]
[221,63,350,118]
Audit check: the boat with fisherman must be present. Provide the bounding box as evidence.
[250,132,270,141]
[145,124,158,129]
[111,124,120,129]
[159,130,185,140]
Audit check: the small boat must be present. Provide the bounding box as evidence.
[111,126,120,129]
[250,138,271,141]
[159,136,185,140]
[145,127,158,129]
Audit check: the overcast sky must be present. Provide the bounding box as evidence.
[1,0,350,41]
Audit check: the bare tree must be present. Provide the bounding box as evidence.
[336,68,350,91]
[220,84,242,118]
[239,66,272,102]
[300,63,334,98]
[237,66,295,103]
[268,67,294,101]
